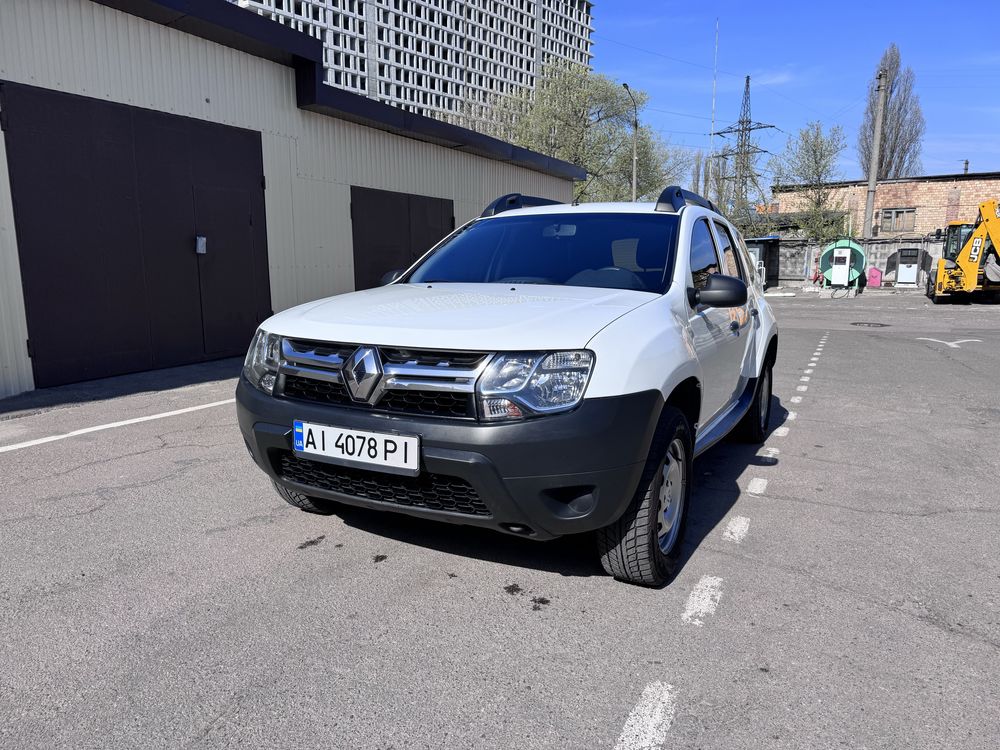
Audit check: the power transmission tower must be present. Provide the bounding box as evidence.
[711,76,775,230]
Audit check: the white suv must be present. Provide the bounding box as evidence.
[237,186,778,586]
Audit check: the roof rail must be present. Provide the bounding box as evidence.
[654,185,720,215]
[481,193,563,217]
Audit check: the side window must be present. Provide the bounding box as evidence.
[736,236,757,284]
[689,219,721,291]
[713,221,744,280]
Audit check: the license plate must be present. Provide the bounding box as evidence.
[293,420,420,476]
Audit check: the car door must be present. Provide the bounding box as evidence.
[711,220,755,405]
[686,217,733,426]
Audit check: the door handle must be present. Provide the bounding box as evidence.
[195,235,207,255]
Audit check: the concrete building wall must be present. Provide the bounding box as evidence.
[231,0,594,120]
[774,173,1000,239]
[0,0,575,398]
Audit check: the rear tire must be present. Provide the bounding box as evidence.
[272,481,337,514]
[736,361,772,443]
[597,408,692,587]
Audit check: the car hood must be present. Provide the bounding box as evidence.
[262,283,657,351]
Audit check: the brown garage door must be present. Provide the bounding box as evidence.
[351,186,454,291]
[0,81,270,387]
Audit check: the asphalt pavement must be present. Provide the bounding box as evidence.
[1,292,998,749]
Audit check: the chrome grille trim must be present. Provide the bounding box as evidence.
[277,338,493,415]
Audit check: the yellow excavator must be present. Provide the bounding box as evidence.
[926,199,1000,303]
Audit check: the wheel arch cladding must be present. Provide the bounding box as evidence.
[765,334,778,366]
[664,376,700,432]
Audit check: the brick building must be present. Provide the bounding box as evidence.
[772,171,1000,239]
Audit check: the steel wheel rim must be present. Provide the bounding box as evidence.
[759,368,771,430]
[657,438,686,554]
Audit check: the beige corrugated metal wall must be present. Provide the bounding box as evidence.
[0,0,574,398]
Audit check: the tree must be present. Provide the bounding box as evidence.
[857,44,925,179]
[690,150,704,194]
[462,64,689,202]
[770,121,847,242]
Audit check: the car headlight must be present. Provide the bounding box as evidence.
[477,350,594,421]
[243,328,281,394]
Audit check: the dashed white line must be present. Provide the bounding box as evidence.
[800,376,810,382]
[796,385,808,392]
[804,368,814,374]
[774,426,790,436]
[786,411,797,420]
[682,576,724,627]
[613,682,678,750]
[747,477,769,495]
[790,396,803,404]
[722,516,751,543]
[759,446,780,464]
[0,399,237,454]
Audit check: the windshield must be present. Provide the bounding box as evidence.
[406,213,680,293]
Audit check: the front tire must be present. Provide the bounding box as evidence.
[272,481,337,514]
[928,275,944,304]
[597,408,692,587]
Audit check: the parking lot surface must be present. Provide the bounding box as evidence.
[1,293,998,749]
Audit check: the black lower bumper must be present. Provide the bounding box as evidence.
[236,378,663,540]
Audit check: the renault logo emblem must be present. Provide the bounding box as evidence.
[343,346,383,403]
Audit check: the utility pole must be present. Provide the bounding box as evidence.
[962,159,969,174]
[711,76,774,228]
[863,69,888,240]
[622,83,639,202]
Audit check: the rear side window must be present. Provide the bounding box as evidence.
[713,221,744,280]
[689,219,721,290]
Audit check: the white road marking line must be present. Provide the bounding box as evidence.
[796,385,808,392]
[813,352,822,356]
[681,576,724,627]
[790,396,803,404]
[758,446,779,465]
[800,376,810,382]
[916,337,982,349]
[613,682,678,750]
[0,399,236,454]
[804,368,814,374]
[774,426,790,436]
[722,516,751,543]
[747,477,768,495]
[787,411,797,420]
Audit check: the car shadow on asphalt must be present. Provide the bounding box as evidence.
[333,503,605,576]
[675,397,791,580]
[0,358,243,417]
[332,396,792,583]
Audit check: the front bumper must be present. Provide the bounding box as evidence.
[236,378,663,539]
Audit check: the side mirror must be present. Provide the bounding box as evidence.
[380,269,404,286]
[688,274,748,308]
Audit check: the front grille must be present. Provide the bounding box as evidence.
[378,390,475,418]
[379,348,490,368]
[281,375,476,418]
[276,452,490,517]
[283,375,353,406]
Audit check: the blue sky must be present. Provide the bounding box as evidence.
[589,0,1000,185]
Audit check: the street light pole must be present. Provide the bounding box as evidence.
[622,83,639,202]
